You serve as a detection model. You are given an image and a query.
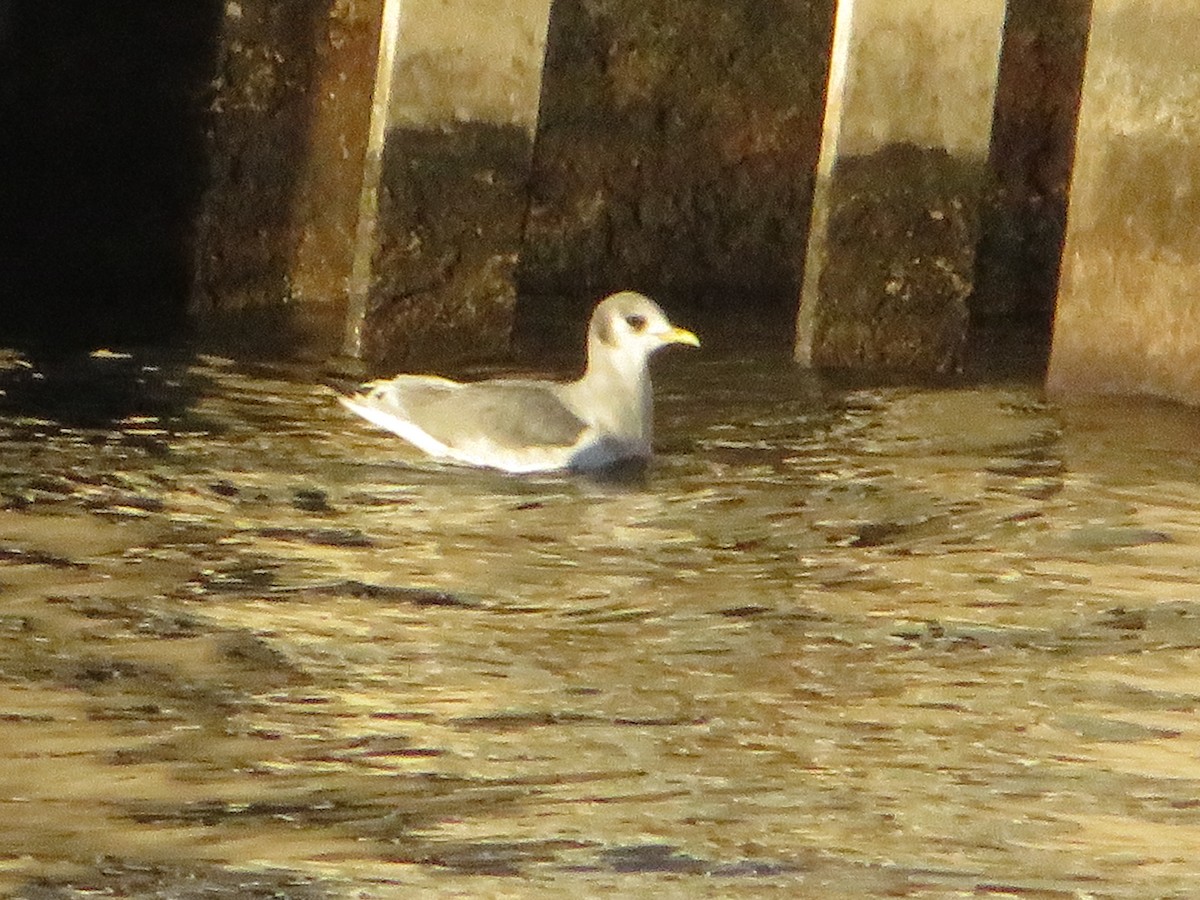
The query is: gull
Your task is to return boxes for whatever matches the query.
[339,291,699,473]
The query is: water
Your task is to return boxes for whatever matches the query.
[1,344,1200,898]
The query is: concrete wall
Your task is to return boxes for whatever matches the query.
[388,0,547,130]
[290,0,388,308]
[517,0,835,337]
[188,0,837,364]
[187,0,1170,386]
[1048,2,1200,403]
[193,0,333,313]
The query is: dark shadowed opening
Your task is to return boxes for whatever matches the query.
[0,0,222,351]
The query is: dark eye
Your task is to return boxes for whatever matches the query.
[625,314,647,332]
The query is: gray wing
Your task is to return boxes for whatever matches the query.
[372,377,588,451]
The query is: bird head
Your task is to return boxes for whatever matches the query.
[589,291,700,365]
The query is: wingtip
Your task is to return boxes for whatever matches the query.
[338,393,366,414]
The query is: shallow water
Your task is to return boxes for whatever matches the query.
[1,345,1200,898]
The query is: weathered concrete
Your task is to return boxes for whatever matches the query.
[796,0,1007,372]
[192,0,383,357]
[362,123,537,367]
[354,0,553,370]
[974,0,1091,325]
[1048,2,1200,404]
[802,144,984,372]
[519,0,835,332]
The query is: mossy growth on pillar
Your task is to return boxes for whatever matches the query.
[800,144,989,373]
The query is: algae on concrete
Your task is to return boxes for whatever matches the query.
[807,144,990,373]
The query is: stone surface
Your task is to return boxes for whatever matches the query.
[828,1,1007,158]
[796,0,1007,372]
[192,0,333,315]
[518,0,834,324]
[1048,3,1200,404]
[191,0,384,358]
[388,0,548,129]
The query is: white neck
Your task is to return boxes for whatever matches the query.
[570,336,654,447]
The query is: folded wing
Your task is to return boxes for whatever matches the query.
[341,375,590,470]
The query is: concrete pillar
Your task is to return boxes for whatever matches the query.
[192,0,385,357]
[1048,2,1200,404]
[796,0,1007,372]
[289,1,389,309]
[352,0,554,370]
[974,0,1091,326]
